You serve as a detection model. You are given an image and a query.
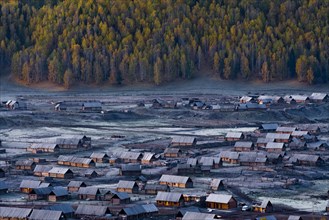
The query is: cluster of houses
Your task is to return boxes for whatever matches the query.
[54,101,102,112]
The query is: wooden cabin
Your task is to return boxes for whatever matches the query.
[46,204,75,219]
[171,136,196,147]
[28,187,51,201]
[119,151,143,163]
[29,209,64,220]
[266,133,291,143]
[120,164,142,176]
[164,148,182,158]
[78,187,101,200]
[290,95,310,104]
[309,93,329,103]
[48,167,73,179]
[233,141,254,152]
[289,154,324,166]
[256,138,275,149]
[159,174,193,188]
[33,165,53,177]
[206,194,237,210]
[48,187,68,202]
[210,179,224,191]
[75,205,110,219]
[117,180,139,194]
[0,207,32,220]
[145,184,170,195]
[90,152,109,163]
[265,142,286,153]
[20,180,41,193]
[276,126,296,134]
[27,143,59,153]
[56,135,91,149]
[141,153,156,164]
[108,192,131,205]
[253,200,273,213]
[219,151,239,164]
[225,132,244,141]
[155,192,184,207]
[84,169,98,178]
[15,160,36,170]
[67,181,87,192]
[259,124,279,133]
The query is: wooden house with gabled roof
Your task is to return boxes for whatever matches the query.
[20,180,41,193]
[156,192,184,207]
[309,93,329,102]
[78,187,101,200]
[67,181,86,192]
[90,152,109,163]
[253,200,273,213]
[225,132,244,141]
[141,152,156,164]
[48,167,73,179]
[145,184,170,195]
[159,174,193,188]
[164,148,182,158]
[210,179,224,191]
[15,160,36,170]
[117,180,139,194]
[75,205,110,219]
[27,143,59,153]
[233,141,254,152]
[0,207,32,220]
[171,136,197,147]
[206,194,237,210]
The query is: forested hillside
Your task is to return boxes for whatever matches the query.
[0,0,328,87]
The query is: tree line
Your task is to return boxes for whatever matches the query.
[0,0,328,88]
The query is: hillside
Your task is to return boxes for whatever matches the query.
[0,0,328,87]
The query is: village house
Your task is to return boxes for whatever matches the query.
[33,165,53,177]
[164,148,182,158]
[141,152,156,164]
[107,191,131,205]
[253,200,273,213]
[0,207,32,219]
[289,154,324,166]
[266,153,283,164]
[291,130,309,138]
[257,96,284,104]
[67,181,86,192]
[240,96,255,103]
[284,96,297,104]
[219,151,239,164]
[177,164,195,175]
[56,135,91,149]
[299,125,321,135]
[182,211,218,220]
[159,174,193,188]
[210,179,224,191]
[120,164,142,176]
[27,143,59,153]
[75,205,110,219]
[118,151,143,163]
[307,141,329,151]
[266,133,291,143]
[48,187,69,202]
[206,194,237,210]
[233,141,254,152]
[57,155,73,166]
[225,132,244,141]
[186,158,198,167]
[0,181,8,194]
[84,169,98,178]
[290,95,310,104]
[156,192,185,207]
[171,136,197,147]
[289,138,307,150]
[265,142,286,153]
[118,204,158,220]
[57,155,95,168]
[46,204,75,219]
[15,160,36,170]
[256,138,275,149]
[199,156,221,168]
[82,101,102,111]
[259,124,279,133]
[239,152,268,166]
[145,184,170,195]
[90,152,109,163]
[30,209,65,220]
[48,167,73,179]
[276,126,297,134]
[20,180,41,193]
[117,180,139,194]
[309,93,329,103]
[28,187,52,200]
[78,187,101,200]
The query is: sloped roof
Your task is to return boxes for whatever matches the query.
[291,95,309,101]
[145,184,169,191]
[291,154,321,162]
[34,165,53,173]
[67,181,86,188]
[266,133,291,140]
[210,179,223,188]
[291,131,309,136]
[78,187,99,196]
[0,207,32,219]
[51,187,68,197]
[164,148,181,154]
[118,151,142,160]
[225,132,243,139]
[159,174,191,184]
[31,187,52,195]
[257,138,275,144]
[117,180,137,189]
[186,158,198,166]
[20,180,41,188]
[29,143,58,150]
[260,124,279,130]
[240,96,253,102]
[307,141,328,149]
[287,216,302,220]
[120,205,145,216]
[182,212,216,220]
[276,127,297,133]
[90,152,108,159]
[56,138,80,146]
[75,205,108,216]
[46,204,74,214]
[142,153,155,161]
[141,204,158,213]
[234,141,253,148]
[121,164,141,171]
[260,200,272,208]
[206,193,234,203]
[171,136,196,144]
[29,209,63,220]
[155,192,182,202]
[310,93,328,100]
[16,160,35,166]
[219,151,239,160]
[48,167,72,175]
[266,142,284,149]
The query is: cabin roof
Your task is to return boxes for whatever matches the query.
[117,180,137,189]
[0,207,32,219]
[206,193,234,203]
[159,174,191,184]
[75,205,108,216]
[155,192,182,202]
[29,209,63,220]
